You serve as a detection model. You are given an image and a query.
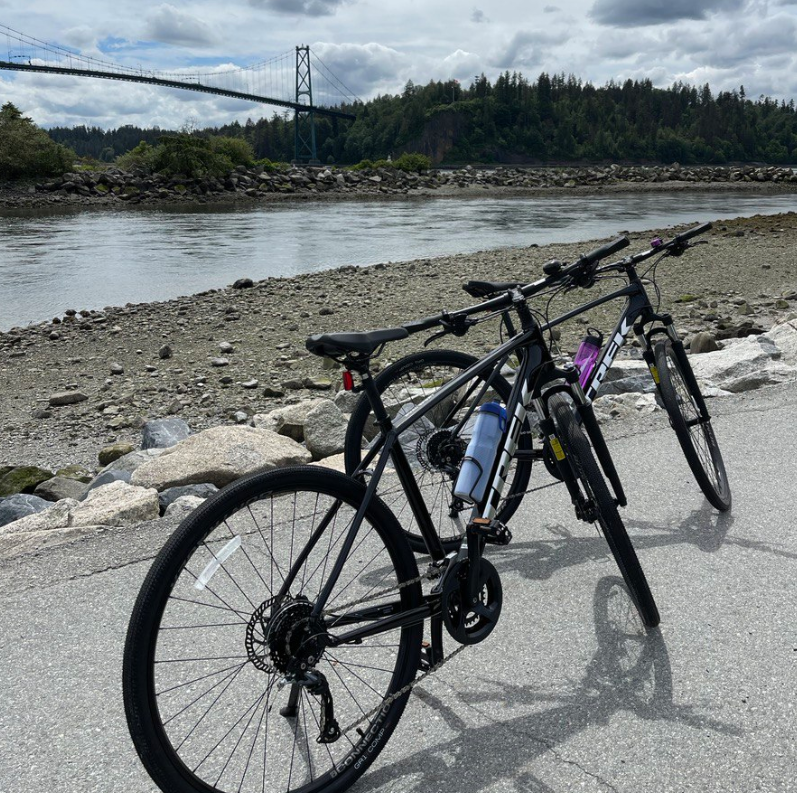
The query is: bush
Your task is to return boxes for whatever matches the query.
[392,152,432,172]
[210,136,254,168]
[152,134,232,178]
[116,141,159,173]
[0,102,74,180]
[349,152,431,173]
[254,158,289,172]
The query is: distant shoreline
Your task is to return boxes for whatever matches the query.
[1,163,796,215]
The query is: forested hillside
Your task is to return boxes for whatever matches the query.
[47,72,797,166]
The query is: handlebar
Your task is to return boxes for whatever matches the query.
[673,221,712,244]
[402,224,709,341]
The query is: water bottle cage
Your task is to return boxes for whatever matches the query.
[457,455,484,502]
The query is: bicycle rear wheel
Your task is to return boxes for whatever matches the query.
[549,394,660,628]
[123,466,422,793]
[343,349,533,554]
[653,340,731,511]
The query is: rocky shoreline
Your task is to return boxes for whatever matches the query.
[1,209,795,464]
[1,209,796,556]
[2,163,797,211]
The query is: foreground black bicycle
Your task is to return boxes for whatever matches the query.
[344,222,730,553]
[123,236,659,793]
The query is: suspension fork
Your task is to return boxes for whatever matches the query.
[637,315,711,421]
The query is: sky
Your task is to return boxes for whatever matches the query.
[1,0,797,130]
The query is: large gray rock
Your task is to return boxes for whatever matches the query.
[303,401,349,460]
[689,331,720,354]
[159,483,219,513]
[333,389,361,413]
[82,469,133,498]
[253,399,326,441]
[0,494,51,528]
[0,498,76,534]
[34,475,87,502]
[690,334,797,392]
[130,425,312,490]
[593,393,659,422]
[764,320,797,366]
[141,417,191,449]
[164,495,206,519]
[0,524,104,560]
[70,481,159,527]
[100,448,163,475]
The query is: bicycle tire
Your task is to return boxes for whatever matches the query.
[653,340,731,511]
[123,466,423,793]
[343,349,533,554]
[549,394,660,628]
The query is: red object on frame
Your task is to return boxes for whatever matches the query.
[342,371,354,391]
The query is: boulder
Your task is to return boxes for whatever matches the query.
[82,469,133,498]
[310,453,347,473]
[593,393,659,422]
[56,464,93,483]
[98,442,136,466]
[253,399,327,441]
[0,466,54,497]
[164,495,206,519]
[141,417,191,449]
[70,481,159,527]
[690,334,797,392]
[34,475,87,502]
[0,493,51,528]
[130,425,312,490]
[0,498,76,533]
[303,401,349,460]
[158,483,219,513]
[764,320,797,366]
[333,389,361,413]
[100,448,164,475]
[689,331,720,354]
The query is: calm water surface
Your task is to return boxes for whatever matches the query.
[1,191,795,330]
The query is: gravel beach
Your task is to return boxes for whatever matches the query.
[1,207,796,473]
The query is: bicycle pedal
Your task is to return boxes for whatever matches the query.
[469,517,512,546]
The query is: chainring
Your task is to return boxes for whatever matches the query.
[441,558,503,645]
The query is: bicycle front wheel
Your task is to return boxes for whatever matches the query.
[653,340,731,511]
[549,394,660,628]
[343,349,533,554]
[123,466,423,793]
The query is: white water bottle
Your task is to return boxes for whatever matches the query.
[453,402,507,504]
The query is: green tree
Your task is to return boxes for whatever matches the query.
[0,102,74,180]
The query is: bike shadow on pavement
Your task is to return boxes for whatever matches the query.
[481,499,736,586]
[354,577,742,793]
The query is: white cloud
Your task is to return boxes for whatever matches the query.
[0,0,796,128]
[143,4,218,47]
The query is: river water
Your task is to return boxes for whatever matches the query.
[1,191,795,330]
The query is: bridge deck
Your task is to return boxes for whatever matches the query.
[0,62,355,120]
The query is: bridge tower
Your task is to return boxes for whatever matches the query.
[294,45,318,164]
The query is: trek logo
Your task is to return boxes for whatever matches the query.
[586,316,633,399]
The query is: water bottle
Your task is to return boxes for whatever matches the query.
[453,402,507,504]
[573,328,604,388]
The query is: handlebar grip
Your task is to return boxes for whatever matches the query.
[402,314,443,334]
[581,236,630,266]
[674,222,712,243]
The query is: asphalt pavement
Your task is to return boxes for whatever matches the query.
[1,384,795,793]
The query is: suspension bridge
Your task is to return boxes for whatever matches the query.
[0,24,360,161]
